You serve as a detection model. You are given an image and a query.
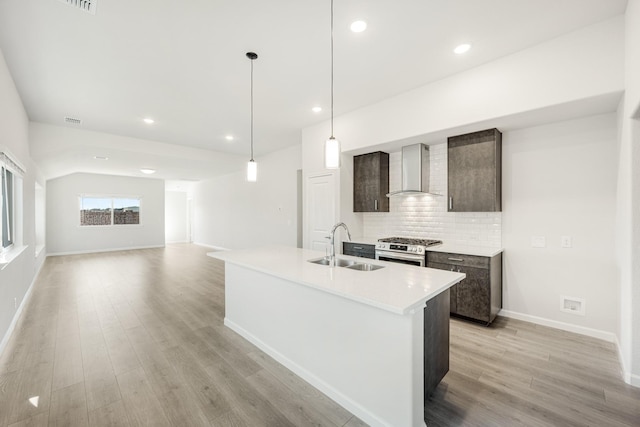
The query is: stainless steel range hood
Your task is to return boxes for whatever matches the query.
[386,143,439,197]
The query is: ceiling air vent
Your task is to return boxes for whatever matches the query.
[64,116,82,125]
[58,0,98,15]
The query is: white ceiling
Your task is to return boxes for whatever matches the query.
[0,0,628,183]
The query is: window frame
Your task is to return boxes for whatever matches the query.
[79,195,142,227]
[1,165,15,251]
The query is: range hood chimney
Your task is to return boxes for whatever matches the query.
[386,143,438,197]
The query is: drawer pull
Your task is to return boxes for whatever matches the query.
[448,257,464,262]
[353,246,363,250]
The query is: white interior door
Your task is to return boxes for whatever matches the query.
[305,172,336,252]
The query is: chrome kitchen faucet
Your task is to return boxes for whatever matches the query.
[328,222,352,267]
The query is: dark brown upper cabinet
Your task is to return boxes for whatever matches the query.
[353,151,389,212]
[447,128,502,212]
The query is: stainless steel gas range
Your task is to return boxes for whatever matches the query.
[375,237,443,267]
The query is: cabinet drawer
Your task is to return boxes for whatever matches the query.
[427,252,489,269]
[343,242,375,259]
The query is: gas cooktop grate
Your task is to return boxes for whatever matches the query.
[378,237,442,246]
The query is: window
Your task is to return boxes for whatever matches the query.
[113,198,140,225]
[80,196,141,226]
[1,166,14,248]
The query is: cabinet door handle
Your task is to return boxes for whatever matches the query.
[448,257,464,262]
[449,197,453,210]
[374,199,378,211]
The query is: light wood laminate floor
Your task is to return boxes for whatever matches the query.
[0,244,638,426]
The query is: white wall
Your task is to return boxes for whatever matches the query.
[193,144,301,250]
[165,190,189,243]
[502,114,618,336]
[618,0,640,386]
[0,47,45,354]
[46,173,165,254]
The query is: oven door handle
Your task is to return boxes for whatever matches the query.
[375,251,424,262]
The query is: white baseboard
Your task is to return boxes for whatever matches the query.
[47,244,165,257]
[0,253,46,357]
[499,309,617,343]
[612,335,640,388]
[193,241,230,251]
[499,310,640,388]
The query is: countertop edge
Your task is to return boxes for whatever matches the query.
[208,248,464,315]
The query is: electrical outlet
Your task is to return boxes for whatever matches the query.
[561,236,572,248]
[560,296,585,315]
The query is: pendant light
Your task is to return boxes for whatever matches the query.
[246,51,258,182]
[324,0,341,169]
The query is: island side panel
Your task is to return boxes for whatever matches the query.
[223,263,426,427]
[423,288,450,398]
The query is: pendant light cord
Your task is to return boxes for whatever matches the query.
[250,57,254,161]
[330,0,334,138]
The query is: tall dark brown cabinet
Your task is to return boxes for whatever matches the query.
[448,128,502,212]
[353,151,389,212]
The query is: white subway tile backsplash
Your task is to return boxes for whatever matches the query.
[362,143,502,248]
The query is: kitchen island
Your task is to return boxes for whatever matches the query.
[208,246,465,427]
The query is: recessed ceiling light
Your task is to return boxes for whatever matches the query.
[350,20,367,33]
[312,106,322,113]
[454,43,471,54]
[225,135,234,141]
[143,118,155,124]
[140,168,156,174]
[93,156,109,160]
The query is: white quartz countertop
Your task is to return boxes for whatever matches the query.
[208,246,465,315]
[426,244,503,257]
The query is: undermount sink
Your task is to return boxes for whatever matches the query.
[345,262,384,271]
[308,257,357,267]
[307,257,384,271]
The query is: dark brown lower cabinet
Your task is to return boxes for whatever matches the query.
[424,289,450,399]
[427,252,502,325]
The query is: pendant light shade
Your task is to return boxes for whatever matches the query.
[246,51,258,182]
[247,159,257,182]
[325,136,341,169]
[324,0,341,170]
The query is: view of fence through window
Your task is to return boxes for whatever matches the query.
[80,196,140,226]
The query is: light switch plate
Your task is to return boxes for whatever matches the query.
[561,236,572,248]
[531,236,546,248]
